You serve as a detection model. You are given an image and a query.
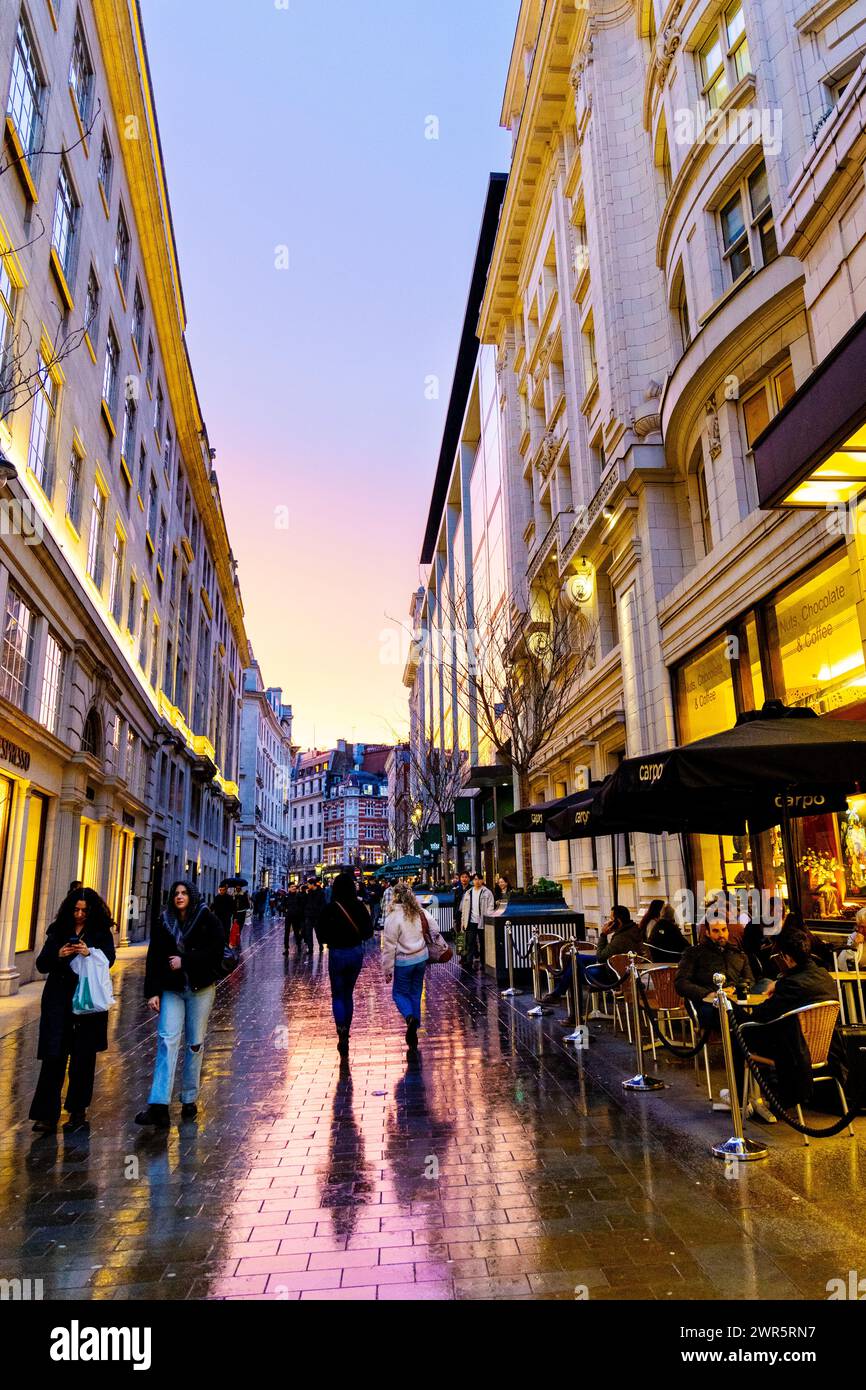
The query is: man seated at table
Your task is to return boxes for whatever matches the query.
[675,918,754,1029]
[541,905,643,1015]
[734,923,839,1120]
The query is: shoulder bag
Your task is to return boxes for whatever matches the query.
[422,910,453,964]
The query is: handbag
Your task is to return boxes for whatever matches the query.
[422,911,453,964]
[70,948,115,1015]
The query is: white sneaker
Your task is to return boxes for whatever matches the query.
[748,1099,777,1124]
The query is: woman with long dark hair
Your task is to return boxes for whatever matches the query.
[315,871,373,1057]
[29,888,116,1133]
[135,880,224,1128]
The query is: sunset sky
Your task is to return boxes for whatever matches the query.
[139,0,518,749]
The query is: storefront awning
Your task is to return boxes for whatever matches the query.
[467,764,513,789]
[754,306,866,508]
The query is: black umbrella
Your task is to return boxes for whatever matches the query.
[223,876,249,889]
[501,791,589,834]
[600,701,864,912]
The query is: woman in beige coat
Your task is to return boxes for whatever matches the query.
[381,883,430,1050]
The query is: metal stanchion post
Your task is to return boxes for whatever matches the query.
[622,952,666,1092]
[562,943,588,1048]
[527,932,551,1017]
[711,972,768,1161]
[500,922,518,998]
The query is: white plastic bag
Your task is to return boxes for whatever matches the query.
[70,947,115,1015]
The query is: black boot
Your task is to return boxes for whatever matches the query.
[181,1102,197,1119]
[336,1028,350,1057]
[134,1104,170,1129]
[405,1016,419,1050]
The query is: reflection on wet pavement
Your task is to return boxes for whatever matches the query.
[0,920,864,1300]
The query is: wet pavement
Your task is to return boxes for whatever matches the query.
[1,919,865,1301]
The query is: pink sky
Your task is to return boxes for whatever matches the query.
[140,0,517,748]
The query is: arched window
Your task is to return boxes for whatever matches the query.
[81,707,102,759]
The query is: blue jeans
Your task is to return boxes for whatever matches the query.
[148,985,216,1105]
[328,945,364,1029]
[392,958,427,1020]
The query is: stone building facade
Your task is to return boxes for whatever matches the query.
[413,0,866,925]
[0,0,247,991]
[237,653,293,893]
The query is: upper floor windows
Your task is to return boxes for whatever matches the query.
[97,129,113,204]
[51,158,78,281]
[39,631,65,734]
[0,257,19,415]
[86,478,107,587]
[69,16,94,126]
[742,360,795,449]
[8,14,45,160]
[0,584,35,710]
[84,264,100,339]
[27,351,57,489]
[114,208,130,291]
[102,322,119,413]
[699,1,750,110]
[720,161,777,284]
[154,382,164,440]
[131,282,145,357]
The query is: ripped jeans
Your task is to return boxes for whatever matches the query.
[148,985,216,1105]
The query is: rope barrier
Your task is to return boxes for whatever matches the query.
[729,1010,861,1139]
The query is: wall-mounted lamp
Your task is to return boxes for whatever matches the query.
[562,556,594,608]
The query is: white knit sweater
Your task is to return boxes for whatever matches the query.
[381,906,430,975]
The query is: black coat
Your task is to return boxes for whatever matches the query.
[211,893,235,936]
[315,897,373,949]
[676,940,754,1004]
[646,917,690,962]
[35,919,116,1059]
[740,961,839,1106]
[303,888,326,928]
[144,901,225,998]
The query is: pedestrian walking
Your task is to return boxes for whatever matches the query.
[381,882,431,1051]
[135,881,225,1128]
[283,882,304,957]
[315,870,373,1056]
[211,882,235,940]
[303,880,325,955]
[29,888,116,1134]
[459,871,494,968]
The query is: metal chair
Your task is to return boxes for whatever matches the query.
[642,965,697,1052]
[606,953,654,1044]
[533,933,566,999]
[741,1000,853,1147]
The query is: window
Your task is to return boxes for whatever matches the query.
[108,526,124,621]
[0,255,18,414]
[39,632,64,733]
[157,508,167,570]
[139,592,149,666]
[145,337,154,389]
[86,479,106,586]
[154,382,164,440]
[114,208,130,290]
[150,615,159,686]
[84,264,99,338]
[66,442,82,528]
[26,354,57,489]
[720,161,776,285]
[97,129,113,202]
[695,456,712,555]
[7,15,44,160]
[131,282,145,355]
[1,585,35,709]
[673,263,691,351]
[127,573,137,636]
[742,360,796,449]
[699,1,750,110]
[163,424,173,482]
[147,472,158,537]
[102,324,119,413]
[69,17,94,125]
[51,159,78,279]
[120,392,136,463]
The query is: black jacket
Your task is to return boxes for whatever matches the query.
[36,919,116,1059]
[144,901,225,998]
[676,940,754,1004]
[303,887,326,927]
[596,922,644,964]
[316,897,373,949]
[740,961,839,1107]
[646,917,690,963]
[211,893,235,936]
[283,892,305,926]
